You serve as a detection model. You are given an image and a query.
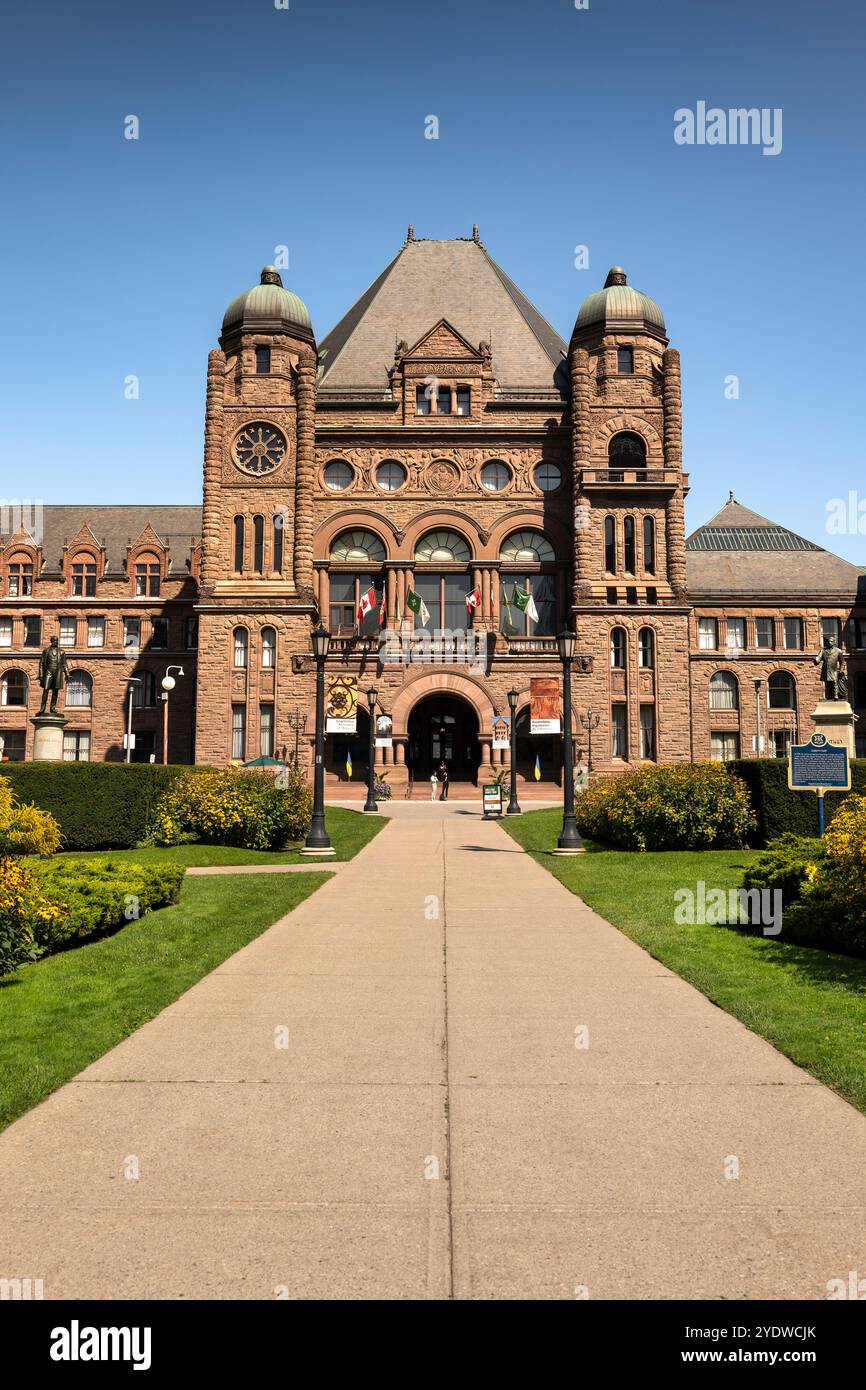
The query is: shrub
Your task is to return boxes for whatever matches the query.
[741,834,825,906]
[0,778,62,857]
[154,767,312,851]
[728,758,866,846]
[574,761,755,851]
[0,762,203,850]
[29,859,186,951]
[0,856,44,977]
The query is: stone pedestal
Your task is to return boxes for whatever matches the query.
[811,700,857,759]
[30,712,67,761]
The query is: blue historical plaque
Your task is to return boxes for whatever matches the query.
[788,734,851,792]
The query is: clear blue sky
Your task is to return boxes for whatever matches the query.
[1,0,863,559]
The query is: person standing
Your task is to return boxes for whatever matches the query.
[429,770,438,801]
[438,760,449,801]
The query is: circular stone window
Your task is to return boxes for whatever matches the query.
[534,461,562,493]
[375,461,406,492]
[233,422,287,475]
[323,460,354,491]
[480,460,511,492]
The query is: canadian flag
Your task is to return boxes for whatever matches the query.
[466,587,481,616]
[357,586,376,623]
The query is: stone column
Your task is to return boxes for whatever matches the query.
[663,348,687,598]
[293,347,317,593]
[570,346,593,604]
[200,349,226,588]
[394,739,406,766]
[480,738,492,766]
[387,567,397,622]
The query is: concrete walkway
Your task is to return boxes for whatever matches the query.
[1,802,864,1299]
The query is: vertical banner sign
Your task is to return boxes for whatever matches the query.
[375,714,393,749]
[325,676,358,733]
[530,677,561,734]
[492,715,510,750]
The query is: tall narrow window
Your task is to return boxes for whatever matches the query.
[8,559,33,596]
[456,387,471,416]
[233,627,248,668]
[612,705,628,759]
[416,386,431,416]
[604,517,616,572]
[617,347,634,374]
[66,671,92,707]
[784,617,804,650]
[253,516,264,574]
[639,705,656,759]
[261,626,276,668]
[623,516,636,574]
[59,616,77,647]
[709,671,739,710]
[71,558,97,597]
[610,628,627,669]
[756,617,775,649]
[726,618,746,651]
[0,618,12,647]
[259,704,274,758]
[231,704,246,761]
[135,556,161,596]
[233,516,245,572]
[87,617,105,647]
[638,627,655,669]
[255,346,271,374]
[643,516,655,574]
[699,617,718,649]
[23,616,41,647]
[273,515,284,574]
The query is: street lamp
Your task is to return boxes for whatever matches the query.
[580,707,602,773]
[125,677,141,763]
[555,629,582,853]
[506,687,521,815]
[303,625,336,856]
[754,678,763,758]
[160,665,185,766]
[364,685,379,813]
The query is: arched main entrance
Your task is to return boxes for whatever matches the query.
[407,694,481,784]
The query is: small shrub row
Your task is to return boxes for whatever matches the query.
[575,762,755,851]
[30,859,186,950]
[154,766,313,851]
[728,758,866,846]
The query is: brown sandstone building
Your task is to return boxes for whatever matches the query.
[2,230,864,787]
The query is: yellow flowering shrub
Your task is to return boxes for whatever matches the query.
[575,761,755,851]
[0,855,57,976]
[154,767,312,851]
[0,779,61,857]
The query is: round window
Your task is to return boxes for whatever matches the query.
[534,462,562,493]
[232,422,287,475]
[480,461,511,492]
[323,460,354,491]
[376,461,406,492]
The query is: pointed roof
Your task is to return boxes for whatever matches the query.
[0,506,201,575]
[317,234,567,391]
[686,496,864,598]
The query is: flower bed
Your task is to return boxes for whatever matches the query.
[154,767,312,850]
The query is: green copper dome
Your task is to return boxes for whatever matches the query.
[222,266,313,338]
[574,267,665,334]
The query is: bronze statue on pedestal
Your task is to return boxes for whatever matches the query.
[38,635,70,715]
[814,640,848,702]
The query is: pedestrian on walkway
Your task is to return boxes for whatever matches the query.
[429,770,439,801]
[437,760,449,801]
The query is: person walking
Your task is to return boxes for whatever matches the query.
[437,760,449,801]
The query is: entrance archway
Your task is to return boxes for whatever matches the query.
[407,694,481,784]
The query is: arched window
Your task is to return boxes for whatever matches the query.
[604,517,616,573]
[134,553,161,597]
[709,671,739,710]
[66,670,92,707]
[638,628,655,669]
[233,516,245,572]
[7,554,34,597]
[414,530,471,563]
[643,516,656,574]
[624,516,636,574]
[1,669,28,706]
[261,626,276,669]
[608,432,647,469]
[768,670,797,710]
[329,529,387,564]
[233,627,248,668]
[610,628,627,669]
[499,530,555,564]
[253,516,264,574]
[273,515,284,574]
[131,671,157,708]
[70,553,97,597]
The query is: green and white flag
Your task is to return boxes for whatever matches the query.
[501,586,520,635]
[405,588,430,627]
[512,584,539,624]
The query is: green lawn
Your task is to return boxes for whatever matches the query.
[502,808,866,1114]
[58,806,386,867]
[0,872,328,1131]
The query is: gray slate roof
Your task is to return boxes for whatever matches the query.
[0,505,202,575]
[317,236,567,391]
[686,499,863,599]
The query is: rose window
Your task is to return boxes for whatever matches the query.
[233,423,287,475]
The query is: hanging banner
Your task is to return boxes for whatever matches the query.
[325,676,358,733]
[492,714,510,751]
[375,713,393,749]
[530,677,561,734]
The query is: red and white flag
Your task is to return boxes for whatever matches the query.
[357,586,376,624]
[378,591,387,628]
[466,587,481,617]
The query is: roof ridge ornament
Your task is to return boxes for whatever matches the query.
[260,266,283,287]
[604,266,627,287]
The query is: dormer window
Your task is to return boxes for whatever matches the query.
[135,555,161,597]
[415,383,470,416]
[255,346,271,374]
[437,387,452,415]
[617,347,634,374]
[8,557,33,597]
[456,387,471,416]
[416,386,432,416]
[71,557,97,597]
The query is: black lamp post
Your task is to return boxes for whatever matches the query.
[303,625,335,856]
[580,707,601,772]
[506,687,521,815]
[364,685,379,813]
[555,629,582,853]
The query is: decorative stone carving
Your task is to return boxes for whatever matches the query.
[426,459,461,494]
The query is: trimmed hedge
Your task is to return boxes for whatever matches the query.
[0,763,204,850]
[30,858,186,951]
[729,758,866,845]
